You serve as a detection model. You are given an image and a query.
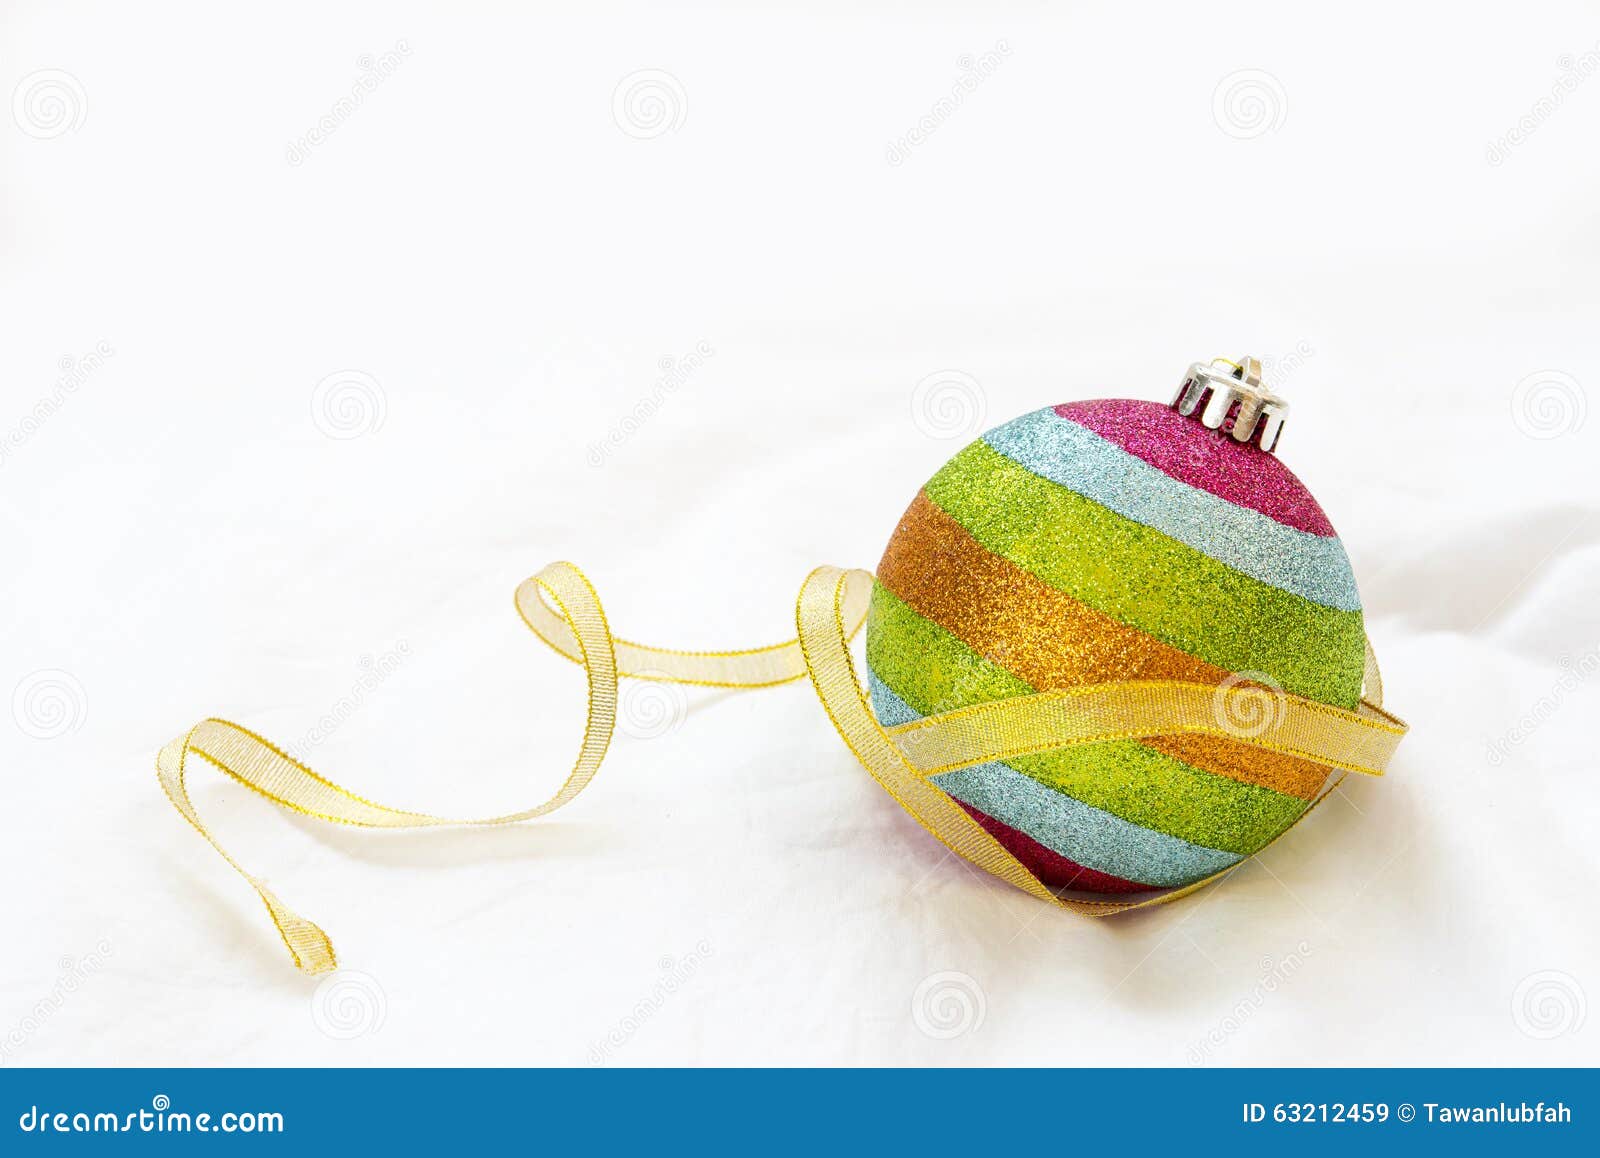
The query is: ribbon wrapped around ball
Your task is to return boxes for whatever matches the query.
[157,356,1409,974]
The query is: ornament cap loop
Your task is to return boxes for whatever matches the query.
[1172,355,1288,453]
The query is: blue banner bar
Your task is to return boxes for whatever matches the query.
[2,1069,1594,1153]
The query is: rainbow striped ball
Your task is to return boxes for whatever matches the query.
[866,399,1366,895]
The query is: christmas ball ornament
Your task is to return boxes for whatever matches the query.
[159,352,1407,974]
[866,356,1367,895]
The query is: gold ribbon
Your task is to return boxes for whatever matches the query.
[157,562,1407,974]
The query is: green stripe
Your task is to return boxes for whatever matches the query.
[923,441,1366,706]
[867,585,1308,855]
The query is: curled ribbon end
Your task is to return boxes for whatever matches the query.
[286,922,338,976]
[254,883,338,975]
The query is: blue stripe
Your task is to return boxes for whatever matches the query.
[867,671,1241,889]
[982,408,1361,611]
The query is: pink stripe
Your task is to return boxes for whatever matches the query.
[1054,399,1336,536]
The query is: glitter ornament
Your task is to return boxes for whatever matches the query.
[866,357,1367,895]
[159,353,1406,974]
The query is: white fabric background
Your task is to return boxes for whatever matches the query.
[3,2,1597,1066]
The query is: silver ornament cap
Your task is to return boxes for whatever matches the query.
[1172,355,1289,454]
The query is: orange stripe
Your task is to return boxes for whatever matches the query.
[877,491,1330,800]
